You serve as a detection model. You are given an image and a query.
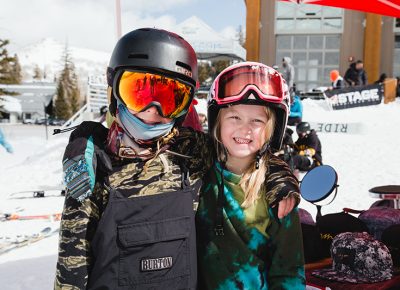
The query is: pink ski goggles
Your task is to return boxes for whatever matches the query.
[214,64,285,105]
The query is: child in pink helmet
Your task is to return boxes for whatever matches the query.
[196,62,305,289]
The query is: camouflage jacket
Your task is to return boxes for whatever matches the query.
[54,125,212,289]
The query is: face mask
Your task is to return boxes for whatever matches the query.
[117,101,175,141]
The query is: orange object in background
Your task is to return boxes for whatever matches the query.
[383,78,397,104]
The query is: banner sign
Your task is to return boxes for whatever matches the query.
[309,122,364,135]
[324,84,383,110]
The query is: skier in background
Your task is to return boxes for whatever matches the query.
[287,84,303,126]
[329,70,344,90]
[282,57,295,91]
[0,127,13,153]
[291,122,322,171]
[344,60,367,87]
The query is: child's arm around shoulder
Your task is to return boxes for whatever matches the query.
[171,127,214,177]
[265,154,301,219]
[63,121,112,202]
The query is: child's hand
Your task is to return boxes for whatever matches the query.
[277,196,296,219]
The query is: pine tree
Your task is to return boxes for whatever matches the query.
[213,60,231,75]
[0,96,4,118]
[33,64,43,81]
[69,68,80,114]
[10,54,22,83]
[53,44,81,119]
[54,81,70,120]
[0,40,22,85]
[198,62,212,85]
[0,39,12,86]
[236,25,245,49]
[0,39,21,118]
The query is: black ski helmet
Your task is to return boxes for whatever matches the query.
[106,28,198,121]
[296,121,311,134]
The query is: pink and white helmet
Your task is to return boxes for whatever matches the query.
[207,61,290,151]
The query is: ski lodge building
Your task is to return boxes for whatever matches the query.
[245,1,400,92]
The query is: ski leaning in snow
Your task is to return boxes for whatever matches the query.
[0,226,60,255]
[0,212,62,222]
[8,189,66,199]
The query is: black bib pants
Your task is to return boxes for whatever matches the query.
[88,181,198,290]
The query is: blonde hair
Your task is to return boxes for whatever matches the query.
[213,105,276,208]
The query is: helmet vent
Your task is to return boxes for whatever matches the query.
[176,61,192,72]
[128,53,149,59]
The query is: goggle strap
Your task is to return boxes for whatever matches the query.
[107,67,115,87]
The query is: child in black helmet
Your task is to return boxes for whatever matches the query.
[55,29,298,290]
[55,28,211,290]
[291,121,323,171]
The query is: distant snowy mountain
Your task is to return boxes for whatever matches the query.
[16,38,110,84]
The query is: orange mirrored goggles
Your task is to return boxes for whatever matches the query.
[115,71,194,118]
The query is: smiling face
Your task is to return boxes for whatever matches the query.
[218,104,272,173]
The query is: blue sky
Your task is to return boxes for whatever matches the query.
[0,0,246,53]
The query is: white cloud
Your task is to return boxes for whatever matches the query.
[220,26,238,40]
[1,0,115,52]
[0,0,195,54]
[122,0,194,13]
[0,0,244,56]
[121,13,178,35]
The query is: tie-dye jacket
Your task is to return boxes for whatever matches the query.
[196,159,305,290]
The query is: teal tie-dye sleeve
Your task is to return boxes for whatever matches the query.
[266,207,306,289]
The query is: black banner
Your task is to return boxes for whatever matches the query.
[324,84,383,110]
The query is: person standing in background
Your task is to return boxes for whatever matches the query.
[344,60,367,86]
[344,62,358,86]
[0,127,13,153]
[374,73,387,85]
[291,122,322,171]
[194,97,208,132]
[288,84,303,126]
[282,57,295,91]
[355,60,367,86]
[330,70,344,90]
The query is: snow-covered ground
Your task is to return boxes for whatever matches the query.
[0,98,399,289]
